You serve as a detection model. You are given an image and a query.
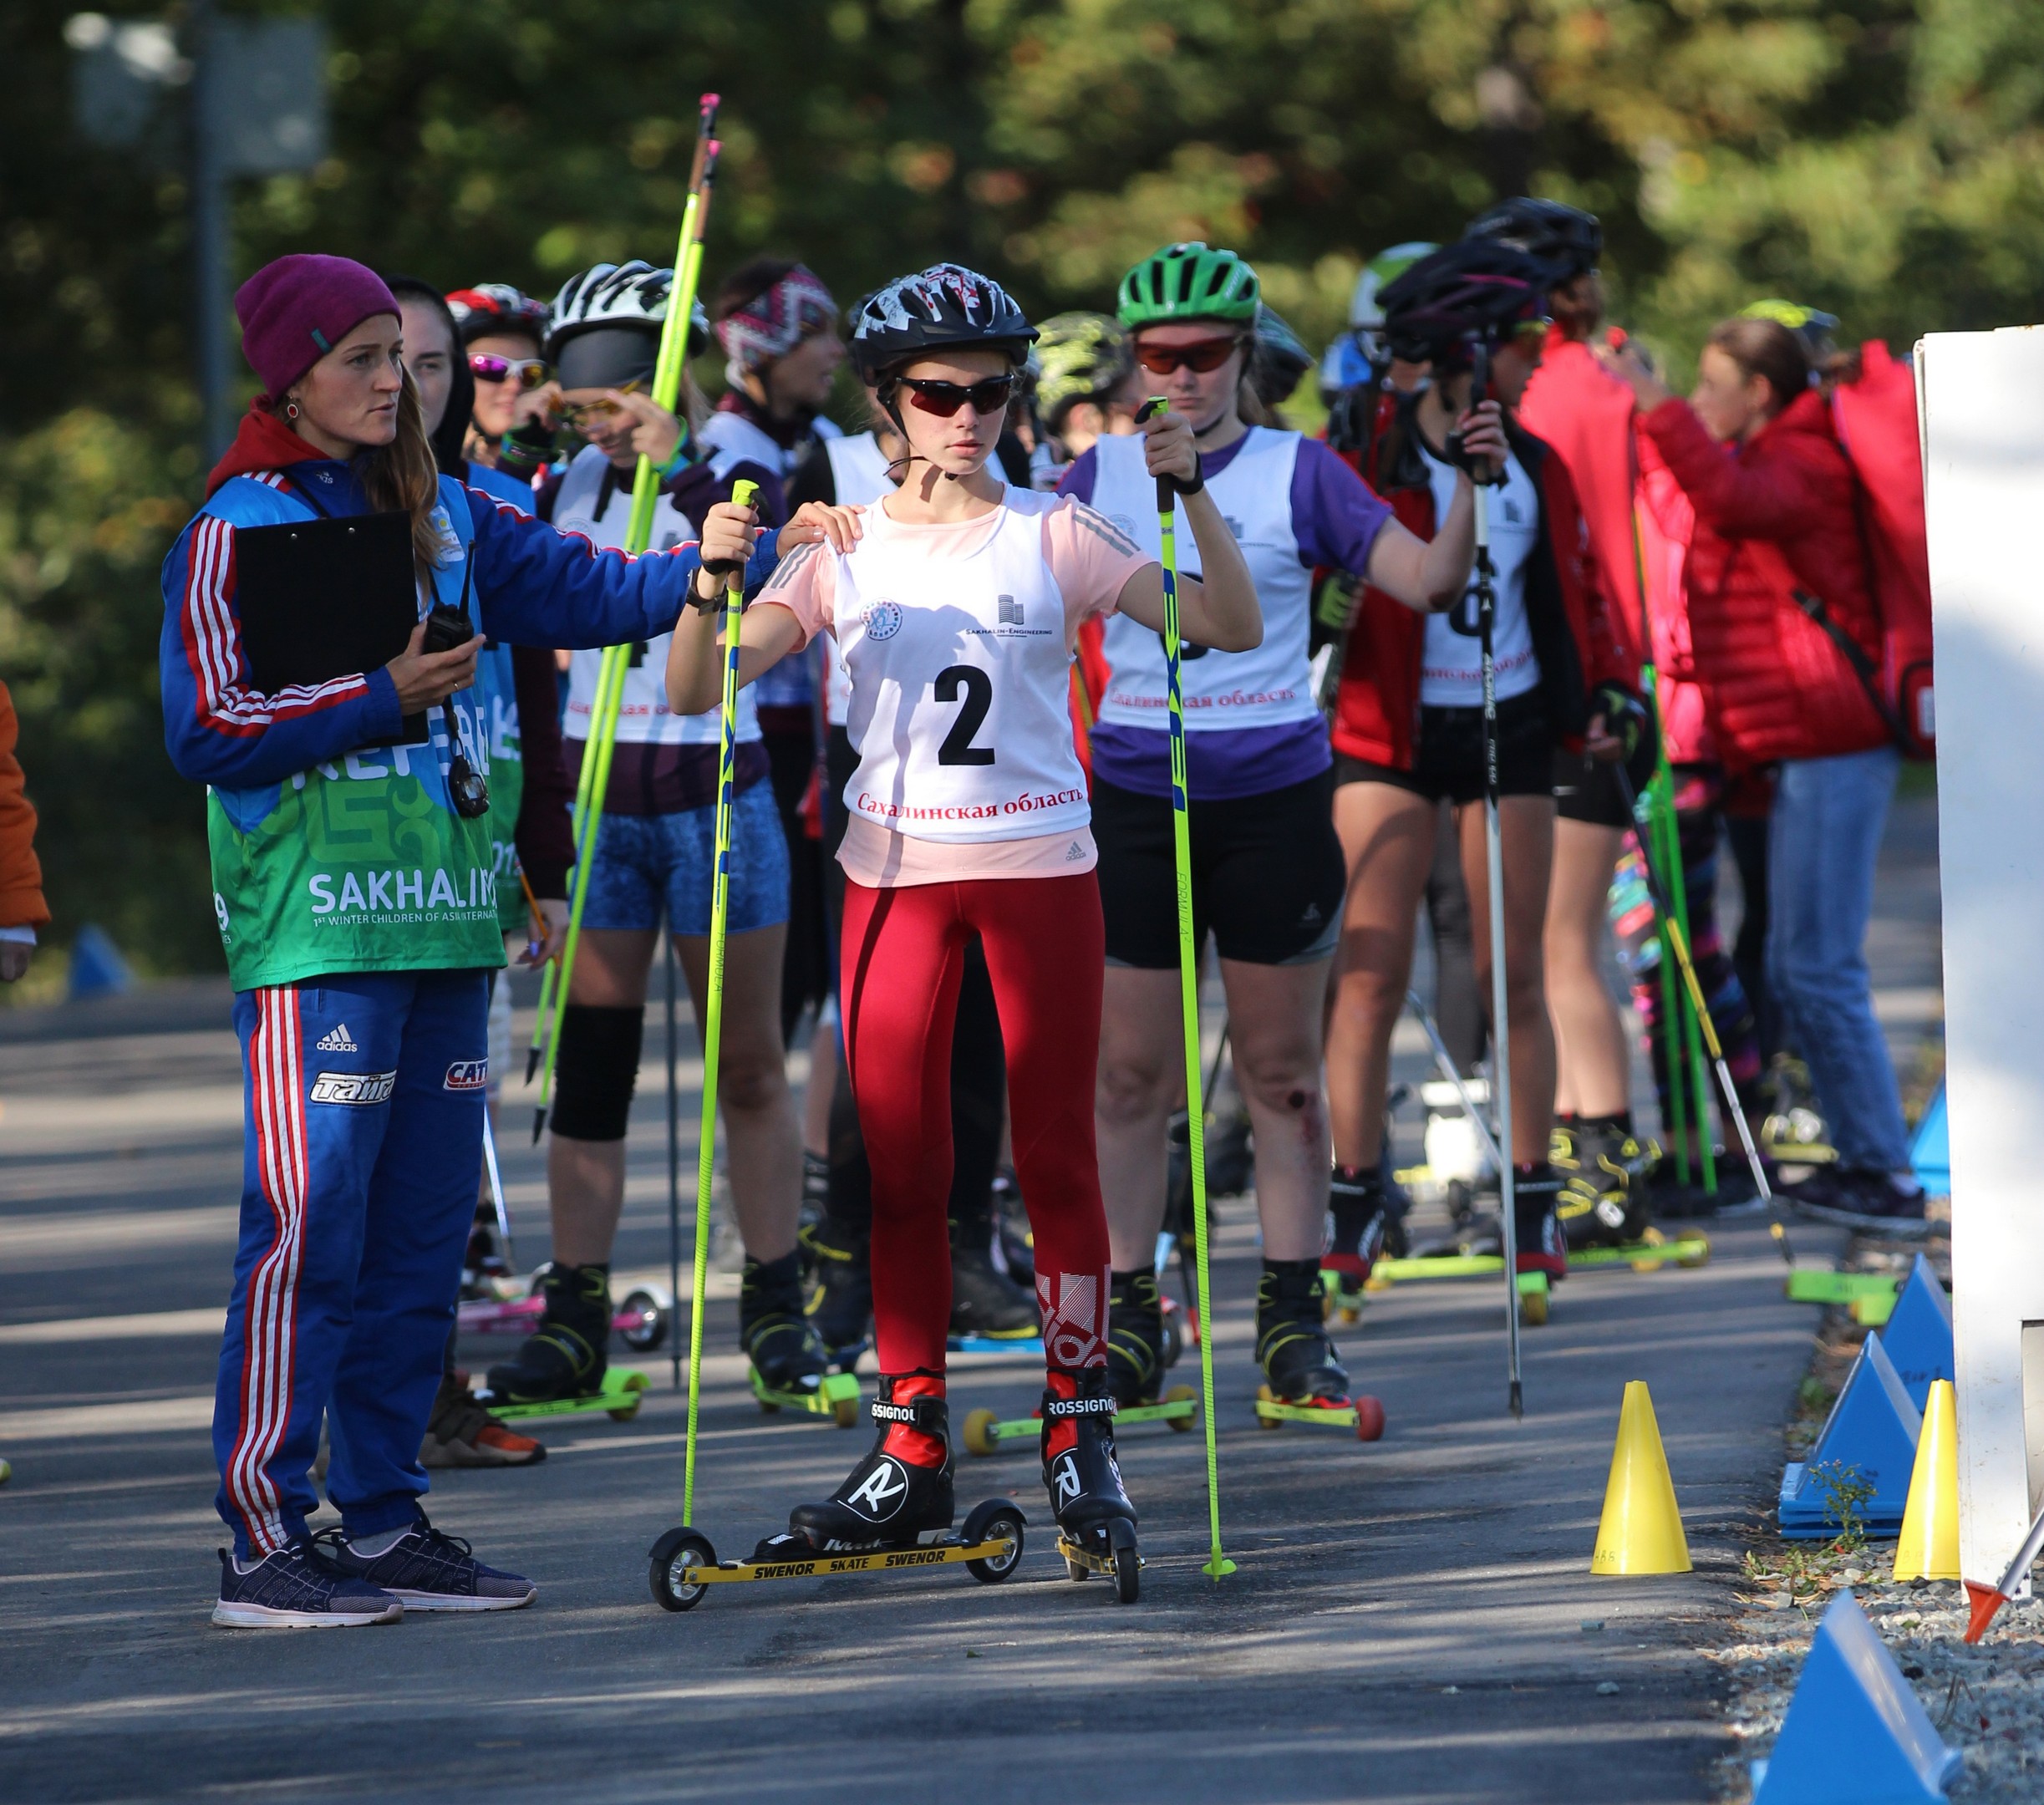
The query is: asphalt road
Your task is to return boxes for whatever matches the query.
[0,796,1940,1804]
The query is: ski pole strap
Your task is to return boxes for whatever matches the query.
[1041,1394,1117,1419]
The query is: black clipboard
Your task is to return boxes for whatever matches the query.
[233,511,429,746]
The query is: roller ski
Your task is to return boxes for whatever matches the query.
[1252,1260,1386,1439]
[1042,1369,1143,1604]
[802,1215,873,1372]
[458,1272,672,1352]
[648,1379,1027,1611]
[478,1263,647,1416]
[744,1249,859,1426]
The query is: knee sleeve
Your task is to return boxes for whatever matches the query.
[548,1004,645,1142]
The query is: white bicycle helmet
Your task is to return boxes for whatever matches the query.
[545,261,709,362]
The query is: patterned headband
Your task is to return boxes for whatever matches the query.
[717,265,838,384]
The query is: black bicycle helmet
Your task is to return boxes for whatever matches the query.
[847,264,1038,384]
[1462,197,1602,280]
[1248,303,1313,407]
[1378,241,1559,368]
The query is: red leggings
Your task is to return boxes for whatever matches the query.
[841,872,1110,1377]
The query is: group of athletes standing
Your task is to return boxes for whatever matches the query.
[173,189,1920,1623]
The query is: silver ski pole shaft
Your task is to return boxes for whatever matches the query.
[665,926,683,1392]
[480,1106,513,1271]
[1405,990,1504,1174]
[1474,473,1524,1421]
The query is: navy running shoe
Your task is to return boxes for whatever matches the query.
[1783,1166,1930,1238]
[212,1541,402,1630]
[317,1516,536,1613]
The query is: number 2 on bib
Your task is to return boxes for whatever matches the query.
[935,665,994,766]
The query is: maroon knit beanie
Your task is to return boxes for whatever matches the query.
[234,255,401,403]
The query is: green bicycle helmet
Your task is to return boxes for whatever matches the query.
[1117,242,1261,328]
[1034,312,1135,423]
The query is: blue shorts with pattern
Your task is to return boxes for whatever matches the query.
[580,780,789,937]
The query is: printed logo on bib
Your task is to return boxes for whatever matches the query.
[444,1060,489,1091]
[861,599,903,642]
[844,1455,911,1522]
[310,1070,397,1106]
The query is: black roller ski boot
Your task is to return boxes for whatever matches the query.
[1104,1267,1169,1406]
[484,1262,609,1404]
[1042,1367,1141,1601]
[1512,1165,1569,1281]
[1257,1259,1352,1407]
[742,1250,831,1402]
[797,1151,830,1273]
[801,1214,872,1370]
[948,1209,1040,1344]
[781,1376,954,1553]
[1553,1120,1652,1252]
[1322,1162,1410,1319]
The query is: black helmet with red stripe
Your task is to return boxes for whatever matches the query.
[847,264,1038,384]
[445,282,551,347]
[1377,241,1558,369]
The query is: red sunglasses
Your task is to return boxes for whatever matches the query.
[1133,336,1243,376]
[897,374,1016,417]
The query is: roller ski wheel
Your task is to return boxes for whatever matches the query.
[750,1366,862,1426]
[616,1284,672,1353]
[478,1366,648,1422]
[1518,1274,1550,1327]
[1042,1371,1141,1605]
[961,1385,1197,1457]
[646,1500,1025,1613]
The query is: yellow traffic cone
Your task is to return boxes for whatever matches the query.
[1590,1380,1692,1574]
[1893,1378,1960,1581]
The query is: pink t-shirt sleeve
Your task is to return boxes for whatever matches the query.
[1041,497,1151,642]
[751,530,844,650]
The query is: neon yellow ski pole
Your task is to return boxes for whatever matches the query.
[1136,397,1233,1580]
[683,475,758,1525]
[532,102,723,1138]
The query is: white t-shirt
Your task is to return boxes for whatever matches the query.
[821,433,897,727]
[552,444,760,748]
[699,408,842,482]
[1418,442,1541,707]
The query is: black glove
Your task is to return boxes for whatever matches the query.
[1590,680,1646,760]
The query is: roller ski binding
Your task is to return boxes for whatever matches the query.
[745,1250,858,1426]
[1254,1259,1386,1441]
[479,1263,638,1416]
[647,1378,1029,1613]
[1042,1369,1141,1604]
[801,1214,872,1372]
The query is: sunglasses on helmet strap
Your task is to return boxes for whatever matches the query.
[895,374,1016,417]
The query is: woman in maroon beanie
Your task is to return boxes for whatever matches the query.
[1602,318,1924,1235]
[161,253,770,1626]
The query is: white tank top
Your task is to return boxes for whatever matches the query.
[552,444,760,747]
[821,433,897,726]
[1088,426,1317,732]
[836,489,1089,843]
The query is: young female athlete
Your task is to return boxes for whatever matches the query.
[1324,240,1637,1288]
[481,262,829,1411]
[667,263,1260,1558]
[1057,242,1501,1417]
[162,254,762,1624]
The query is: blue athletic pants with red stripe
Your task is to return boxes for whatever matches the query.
[213,970,488,1557]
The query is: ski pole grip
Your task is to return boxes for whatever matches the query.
[1136,396,1175,511]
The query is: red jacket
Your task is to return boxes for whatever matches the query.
[0,679,48,931]
[1330,395,1630,770]
[1638,390,1888,770]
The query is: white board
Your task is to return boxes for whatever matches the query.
[1918,326,2044,1589]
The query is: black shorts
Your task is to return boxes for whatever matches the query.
[1333,692,1553,806]
[1092,770,1348,969]
[1551,744,1630,828]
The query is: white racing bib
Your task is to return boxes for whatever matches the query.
[821,433,897,727]
[1089,427,1318,733]
[553,443,760,748]
[836,489,1089,843]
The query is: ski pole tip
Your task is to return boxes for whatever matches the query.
[1509,1380,1524,1420]
[1203,1555,1237,1580]
[1964,1580,2009,1644]
[531,1109,547,1146]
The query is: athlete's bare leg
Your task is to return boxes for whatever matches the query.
[1546,816,1630,1119]
[1459,796,1558,1158]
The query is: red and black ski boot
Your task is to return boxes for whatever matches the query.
[781,1375,953,1553]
